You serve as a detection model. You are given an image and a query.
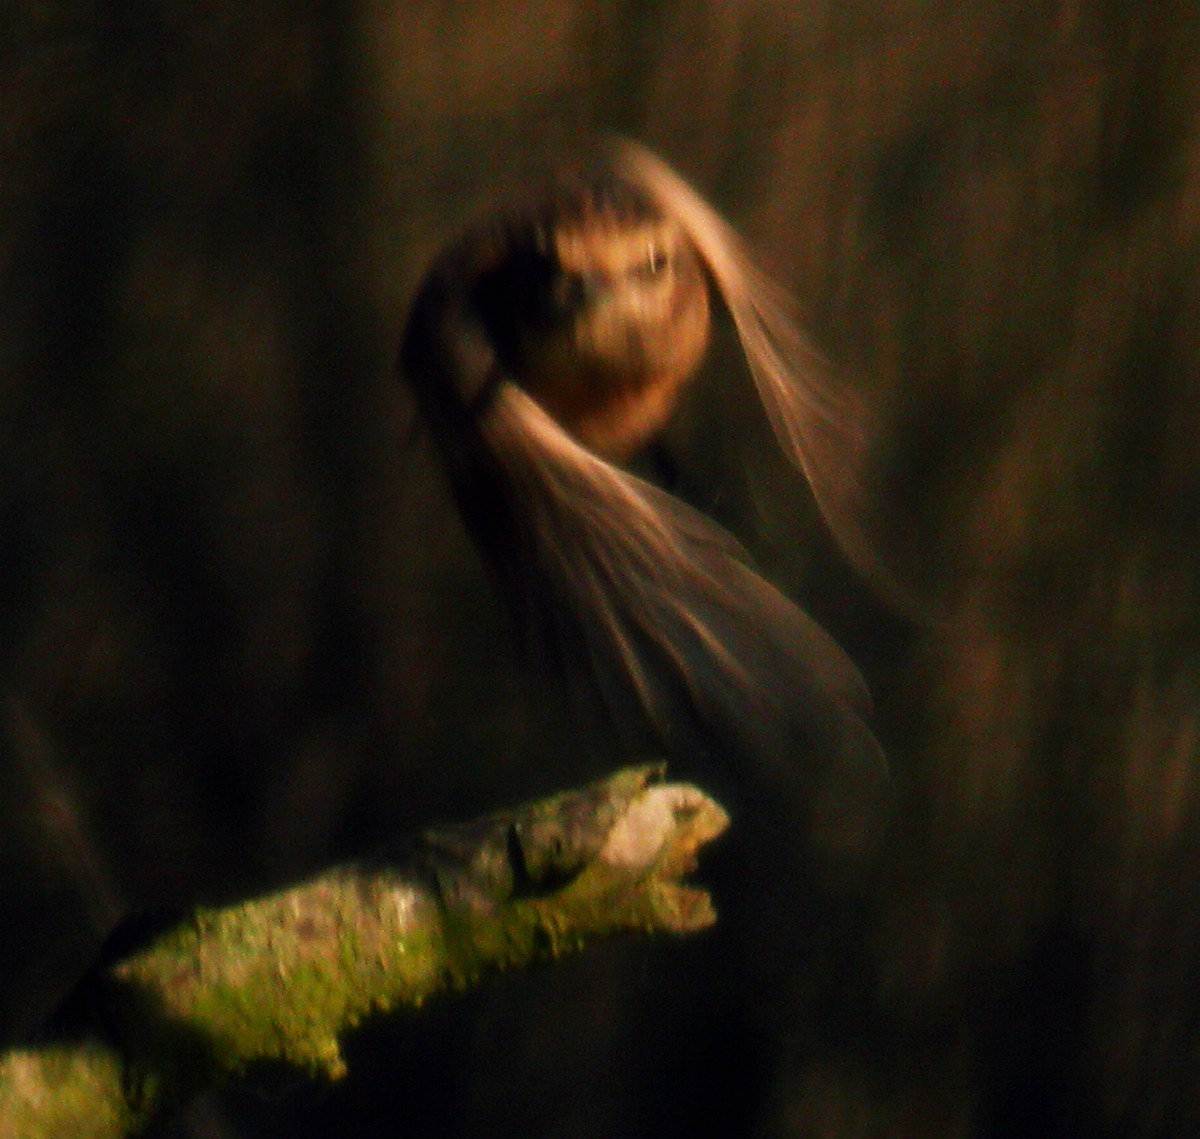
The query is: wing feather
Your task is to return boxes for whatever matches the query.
[480,383,887,824]
[610,139,883,581]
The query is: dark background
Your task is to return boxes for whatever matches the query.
[4,3,1200,1135]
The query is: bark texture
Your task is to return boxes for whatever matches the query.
[0,767,727,1138]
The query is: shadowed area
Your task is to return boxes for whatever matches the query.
[3,3,1200,1136]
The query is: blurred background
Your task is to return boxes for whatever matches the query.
[4,2,1200,1135]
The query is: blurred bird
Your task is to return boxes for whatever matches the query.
[399,140,887,851]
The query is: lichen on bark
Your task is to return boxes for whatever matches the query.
[0,765,727,1138]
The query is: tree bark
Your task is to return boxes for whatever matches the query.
[0,765,727,1138]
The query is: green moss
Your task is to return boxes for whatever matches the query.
[0,1043,152,1139]
[4,767,725,1137]
[110,873,465,1086]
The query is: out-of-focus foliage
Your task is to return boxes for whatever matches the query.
[3,2,1200,1136]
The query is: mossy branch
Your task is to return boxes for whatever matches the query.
[0,765,728,1138]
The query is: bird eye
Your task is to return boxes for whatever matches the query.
[632,243,670,280]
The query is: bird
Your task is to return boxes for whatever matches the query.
[399,140,888,854]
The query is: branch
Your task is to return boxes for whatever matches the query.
[0,765,728,1138]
